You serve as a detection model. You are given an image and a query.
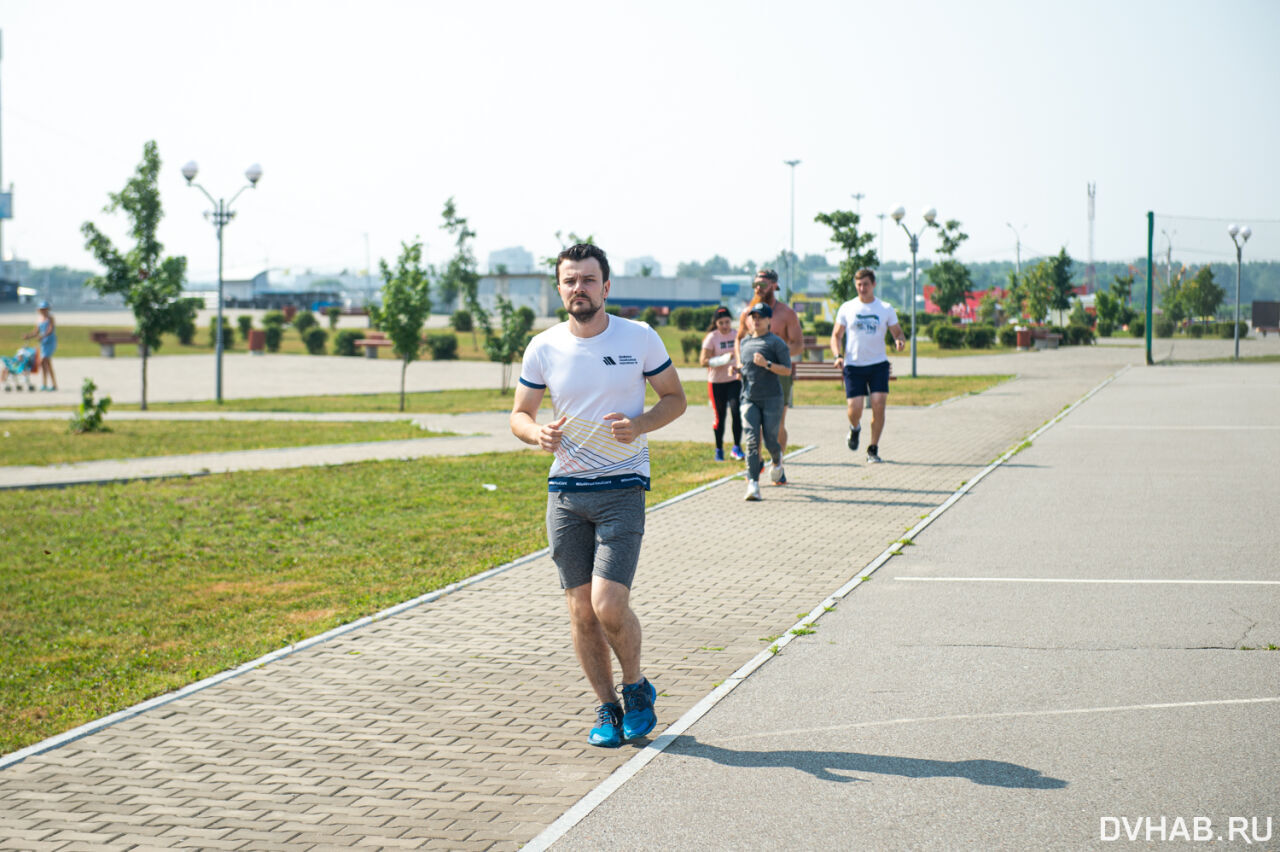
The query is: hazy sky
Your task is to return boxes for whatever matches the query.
[2,0,1278,282]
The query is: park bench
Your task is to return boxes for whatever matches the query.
[793,359,898,382]
[354,331,395,358]
[89,330,141,358]
[1032,332,1062,350]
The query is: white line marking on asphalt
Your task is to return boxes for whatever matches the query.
[713,697,1280,744]
[521,367,1132,852]
[896,577,1280,585]
[1068,424,1280,430]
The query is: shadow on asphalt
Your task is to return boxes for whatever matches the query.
[671,736,1068,789]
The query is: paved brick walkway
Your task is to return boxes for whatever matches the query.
[0,357,1124,850]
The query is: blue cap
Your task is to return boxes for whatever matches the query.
[38,300,50,309]
[749,302,772,318]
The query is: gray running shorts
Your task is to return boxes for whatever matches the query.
[546,486,646,589]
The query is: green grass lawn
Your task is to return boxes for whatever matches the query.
[0,420,454,466]
[0,443,726,754]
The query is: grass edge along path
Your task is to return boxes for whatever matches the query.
[0,442,727,755]
[97,375,1013,416]
[0,420,455,467]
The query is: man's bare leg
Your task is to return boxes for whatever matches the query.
[846,395,866,430]
[565,577,642,704]
[869,392,888,446]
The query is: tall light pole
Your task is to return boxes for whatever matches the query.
[1161,229,1175,291]
[892,205,937,379]
[876,212,886,259]
[784,159,800,300]
[1006,222,1026,279]
[851,192,865,216]
[182,160,263,404]
[1228,223,1252,360]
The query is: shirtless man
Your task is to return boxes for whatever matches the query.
[736,268,802,483]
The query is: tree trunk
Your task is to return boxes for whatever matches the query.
[140,348,149,411]
[399,359,407,412]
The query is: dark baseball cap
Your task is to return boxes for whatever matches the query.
[713,306,732,320]
[749,303,773,318]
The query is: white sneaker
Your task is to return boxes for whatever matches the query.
[744,479,762,501]
[770,464,786,484]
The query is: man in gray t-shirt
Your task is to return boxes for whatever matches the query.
[735,302,792,499]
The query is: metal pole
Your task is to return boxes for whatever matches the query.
[215,200,225,403]
[910,233,919,379]
[784,160,800,301]
[1152,211,1162,365]
[1234,243,1242,360]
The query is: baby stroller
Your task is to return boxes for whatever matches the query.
[1,346,38,392]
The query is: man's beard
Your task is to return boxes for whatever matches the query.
[568,298,602,321]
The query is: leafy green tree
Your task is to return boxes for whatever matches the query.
[439,197,482,346]
[1021,260,1055,323]
[80,140,189,410]
[924,220,972,316]
[486,297,535,394]
[640,265,654,277]
[814,209,877,303]
[1047,248,1076,313]
[1160,266,1188,325]
[1182,265,1225,326]
[1094,289,1122,329]
[368,240,431,412]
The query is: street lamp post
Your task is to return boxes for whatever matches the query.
[1005,222,1026,279]
[182,161,262,404]
[892,206,937,379]
[784,159,800,300]
[1228,223,1252,360]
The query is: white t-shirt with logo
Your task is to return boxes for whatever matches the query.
[835,298,899,366]
[519,316,674,491]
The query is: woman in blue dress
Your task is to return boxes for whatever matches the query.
[24,300,57,391]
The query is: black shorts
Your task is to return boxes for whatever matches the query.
[843,361,891,398]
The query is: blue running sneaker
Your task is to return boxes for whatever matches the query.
[588,702,623,748]
[714,447,725,462]
[730,445,745,460]
[621,678,657,740]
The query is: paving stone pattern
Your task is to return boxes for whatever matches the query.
[0,361,1118,850]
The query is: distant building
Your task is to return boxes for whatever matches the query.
[446,273,725,318]
[624,256,662,277]
[487,246,535,274]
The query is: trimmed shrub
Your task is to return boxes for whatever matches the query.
[671,307,695,330]
[812,319,834,337]
[264,325,283,352]
[517,306,536,328]
[932,324,965,349]
[302,326,328,354]
[1188,323,1205,339]
[208,319,234,349]
[263,310,286,328]
[1154,316,1174,338]
[1128,317,1144,338]
[556,308,569,322]
[964,324,996,349]
[326,306,342,329]
[998,325,1018,348]
[605,305,621,316]
[640,307,660,326]
[1066,324,1095,346]
[426,332,459,360]
[451,309,474,332]
[1218,320,1248,339]
[691,306,717,331]
[334,330,363,357]
[1096,320,1114,338]
[176,313,197,345]
[237,315,254,339]
[293,311,318,335]
[680,334,702,363]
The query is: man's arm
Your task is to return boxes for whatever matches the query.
[830,321,846,362]
[784,309,803,358]
[887,322,907,351]
[603,366,687,443]
[510,384,566,452]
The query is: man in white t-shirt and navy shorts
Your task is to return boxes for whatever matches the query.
[831,267,906,463]
[510,243,686,749]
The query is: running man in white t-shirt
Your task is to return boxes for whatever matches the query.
[510,243,686,748]
[831,268,906,463]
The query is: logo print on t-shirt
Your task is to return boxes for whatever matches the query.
[855,313,881,335]
[602,356,617,365]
